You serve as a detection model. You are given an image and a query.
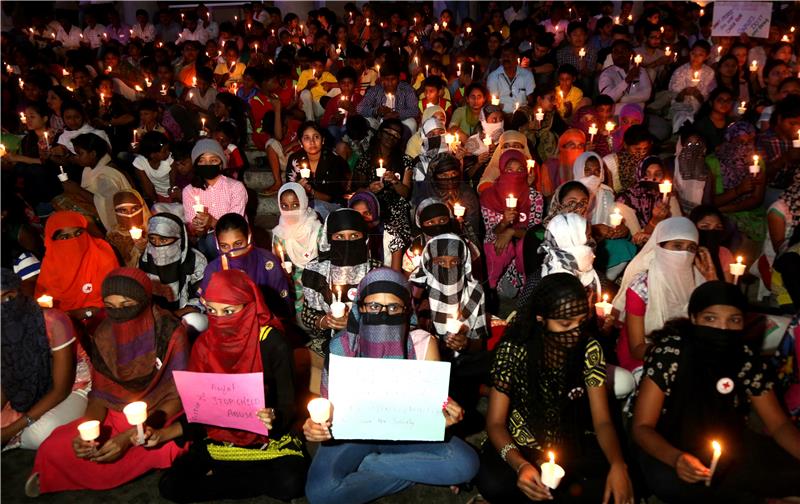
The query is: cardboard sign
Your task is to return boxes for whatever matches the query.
[327,354,451,441]
[712,2,772,38]
[173,371,267,435]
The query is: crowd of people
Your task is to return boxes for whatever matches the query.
[1,1,799,503]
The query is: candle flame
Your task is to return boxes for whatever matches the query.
[736,256,743,264]
[712,440,721,455]
[603,293,609,302]
[548,451,555,464]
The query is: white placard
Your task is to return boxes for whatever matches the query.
[327,354,451,441]
[711,2,772,38]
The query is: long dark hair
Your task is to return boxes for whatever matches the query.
[714,54,742,100]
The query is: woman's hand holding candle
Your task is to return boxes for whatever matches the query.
[304,398,333,442]
[675,452,711,483]
[517,462,552,501]
[91,430,134,463]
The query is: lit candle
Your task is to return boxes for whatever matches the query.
[145,77,152,87]
[665,46,672,57]
[123,401,147,445]
[99,92,106,106]
[782,35,790,42]
[700,8,705,16]
[308,397,331,424]
[793,130,800,148]
[491,95,500,106]
[425,64,429,77]
[36,294,53,308]
[20,112,26,125]
[595,293,613,317]
[385,93,395,110]
[411,250,422,267]
[43,131,49,152]
[434,23,439,31]
[188,91,193,100]
[749,155,760,176]
[282,260,293,274]
[376,158,386,178]
[129,226,143,240]
[609,207,623,227]
[200,117,207,136]
[300,162,311,179]
[457,62,461,76]
[717,46,722,58]
[535,107,544,123]
[453,202,465,218]
[540,451,566,489]
[514,102,520,111]
[506,194,517,208]
[483,135,492,147]
[134,85,143,92]
[62,68,69,76]
[331,287,346,318]
[526,159,535,175]
[444,133,456,147]
[627,14,633,22]
[660,26,665,33]
[659,179,672,201]
[192,76,197,87]
[588,123,598,142]
[750,60,758,72]
[160,84,167,96]
[445,317,462,334]
[737,101,747,115]
[254,43,258,53]
[193,195,205,214]
[605,121,615,134]
[58,165,68,182]
[692,70,700,84]
[614,16,620,24]
[442,21,448,29]
[706,440,722,487]
[77,420,100,442]
[730,256,746,283]
[466,26,472,34]
[578,47,586,59]
[633,54,643,65]
[0,143,5,157]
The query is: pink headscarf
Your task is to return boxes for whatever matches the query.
[613,104,644,151]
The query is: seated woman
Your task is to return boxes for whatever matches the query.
[139,213,207,325]
[480,150,545,291]
[348,190,407,270]
[156,270,307,502]
[632,281,800,503]
[542,128,586,198]
[475,273,634,504]
[573,152,635,281]
[538,213,601,297]
[405,105,447,160]
[272,183,322,323]
[182,139,248,260]
[106,189,151,268]
[706,121,767,248]
[35,211,119,323]
[27,268,189,497]
[478,130,534,194]
[132,131,173,204]
[616,156,682,246]
[1,269,90,450]
[689,205,735,283]
[410,116,451,197]
[303,268,479,504]
[612,217,717,375]
[199,213,293,322]
[461,103,505,185]
[602,124,652,193]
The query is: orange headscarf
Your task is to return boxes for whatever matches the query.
[35,211,119,312]
[548,129,587,194]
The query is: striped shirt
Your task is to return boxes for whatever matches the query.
[357,81,419,121]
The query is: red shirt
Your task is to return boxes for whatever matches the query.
[249,92,274,150]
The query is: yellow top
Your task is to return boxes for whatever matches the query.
[296,69,338,101]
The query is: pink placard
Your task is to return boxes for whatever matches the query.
[173,371,268,436]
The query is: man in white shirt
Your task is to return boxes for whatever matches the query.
[82,12,106,49]
[487,45,535,114]
[177,14,209,45]
[55,17,82,50]
[504,2,527,25]
[131,9,157,43]
[598,40,652,113]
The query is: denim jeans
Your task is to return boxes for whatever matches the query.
[305,437,479,504]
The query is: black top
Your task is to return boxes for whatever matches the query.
[285,149,348,205]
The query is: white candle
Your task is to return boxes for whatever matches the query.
[77,420,100,441]
[282,261,293,274]
[36,294,53,308]
[457,62,461,76]
[526,159,535,175]
[129,227,143,240]
[692,70,700,83]
[385,93,395,110]
[307,397,331,423]
[506,194,517,208]
[730,256,746,283]
[425,64,429,77]
[750,60,758,72]
[749,155,760,176]
[375,165,386,179]
[659,180,672,201]
[605,121,615,134]
[19,112,26,125]
[191,76,197,87]
[633,54,643,65]
[737,101,747,115]
[588,123,598,142]
[193,195,205,213]
[540,451,566,489]
[578,47,586,59]
[453,202,465,218]
[535,107,544,122]
[609,207,623,227]
[793,130,800,148]
[330,300,346,319]
[706,440,722,487]
[665,46,672,57]
[300,162,311,179]
[483,135,492,147]
[122,401,147,445]
[58,165,68,182]
[595,293,613,317]
[466,26,472,34]
[491,95,500,106]
[411,250,422,267]
[160,84,167,96]
[446,317,462,334]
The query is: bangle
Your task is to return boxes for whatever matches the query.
[317,314,326,330]
[24,415,35,427]
[500,443,519,462]
[516,461,532,474]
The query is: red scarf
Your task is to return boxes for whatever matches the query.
[479,151,531,229]
[189,269,283,446]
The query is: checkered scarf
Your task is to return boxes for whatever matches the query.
[410,233,487,340]
[414,135,451,182]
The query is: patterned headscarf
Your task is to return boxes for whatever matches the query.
[715,121,757,190]
[616,155,663,227]
[539,214,600,295]
[613,104,644,152]
[348,190,385,262]
[543,181,590,227]
[409,233,487,340]
[676,135,708,181]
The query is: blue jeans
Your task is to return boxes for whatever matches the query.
[305,437,479,504]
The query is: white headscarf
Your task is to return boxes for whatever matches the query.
[539,213,600,295]
[612,217,700,334]
[272,182,321,267]
[572,151,615,225]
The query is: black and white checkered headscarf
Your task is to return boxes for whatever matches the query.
[410,233,487,340]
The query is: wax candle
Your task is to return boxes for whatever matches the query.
[123,401,147,445]
[793,130,800,148]
[491,95,500,106]
[308,398,331,424]
[717,46,722,58]
[453,202,465,218]
[457,62,461,76]
[300,162,311,179]
[58,165,68,182]
[782,35,790,42]
[659,180,672,201]
[665,46,672,57]
[588,123,598,142]
[36,294,53,308]
[446,317,462,334]
[330,296,346,318]
[750,60,758,72]
[385,93,395,110]
[737,101,747,115]
[160,84,167,96]
[376,158,386,178]
[706,440,722,487]
[506,194,517,208]
[434,23,439,31]
[749,155,759,176]
[442,21,448,29]
[578,47,586,59]
[425,64,429,77]
[514,102,520,111]
[535,108,544,122]
[145,77,152,87]
[595,293,613,317]
[730,256,746,283]
[483,135,492,147]
[129,226,143,240]
[540,451,566,489]
[614,16,620,24]
[19,112,26,125]
[692,70,700,83]
[633,54,643,65]
[282,261,293,274]
[605,121,615,134]
[609,207,623,227]
[411,250,422,267]
[77,420,100,442]
[193,195,205,213]
[43,131,49,152]
[466,26,472,34]
[134,85,143,92]
[192,76,197,87]
[527,159,535,174]
[444,133,456,148]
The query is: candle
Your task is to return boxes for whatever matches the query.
[514,102,520,111]
[122,401,147,445]
[445,317,462,334]
[793,130,800,148]
[129,226,143,240]
[36,294,53,308]
[706,440,722,487]
[540,451,566,489]
[62,68,69,76]
[588,123,598,142]
[331,294,346,319]
[614,16,620,24]
[730,256,746,283]
[192,76,197,87]
[385,93,395,110]
[134,85,143,92]
[737,101,747,115]
[58,165,68,182]
[749,155,760,176]
[633,54,643,65]
[605,121,615,134]
[0,143,5,157]
[578,47,586,59]
[453,202,465,218]
[308,397,331,424]
[43,131,49,151]
[425,64,429,77]
[193,195,205,214]
[188,91,193,100]
[491,95,500,106]
[535,107,544,122]
[659,180,672,201]
[457,62,461,76]
[610,207,623,227]
[145,77,152,87]
[300,162,311,179]
[282,260,293,274]
[376,158,386,178]
[160,84,167,96]
[558,89,564,102]
[506,194,517,208]
[20,112,26,125]
[77,420,100,442]
[434,23,439,31]
[526,159,535,175]
[444,133,456,147]
[442,21,448,29]
[99,92,106,106]
[692,70,700,84]
[717,45,723,58]
[782,35,790,42]
[595,293,613,317]
[411,250,422,267]
[627,14,633,22]
[254,43,258,53]
[466,26,472,34]
[665,46,672,57]
[483,135,492,147]
[199,117,207,136]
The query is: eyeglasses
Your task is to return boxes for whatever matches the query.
[361,302,405,315]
